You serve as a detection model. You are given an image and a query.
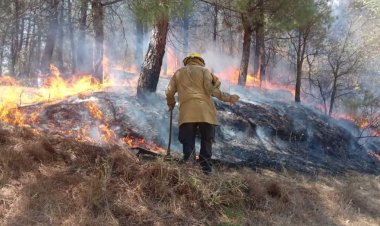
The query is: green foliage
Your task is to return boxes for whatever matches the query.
[232,0,332,32]
[270,0,332,31]
[131,0,193,24]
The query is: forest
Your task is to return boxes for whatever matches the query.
[0,0,379,131]
[0,0,380,225]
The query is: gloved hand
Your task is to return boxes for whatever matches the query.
[212,76,221,89]
[229,94,240,105]
[167,101,176,111]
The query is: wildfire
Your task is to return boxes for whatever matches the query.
[0,64,168,154]
[336,114,370,129]
[163,47,181,76]
[0,65,107,125]
[216,67,295,95]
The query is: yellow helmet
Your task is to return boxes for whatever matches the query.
[183,53,205,66]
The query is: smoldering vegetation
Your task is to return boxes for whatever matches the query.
[13,79,379,176]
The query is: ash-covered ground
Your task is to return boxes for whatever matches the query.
[19,74,380,175]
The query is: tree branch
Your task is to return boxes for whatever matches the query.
[101,0,124,7]
[196,0,243,14]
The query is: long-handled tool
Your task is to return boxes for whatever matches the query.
[167,109,173,156]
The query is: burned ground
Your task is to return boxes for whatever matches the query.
[17,89,380,175]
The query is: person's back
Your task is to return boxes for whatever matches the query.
[166,53,239,174]
[171,59,219,126]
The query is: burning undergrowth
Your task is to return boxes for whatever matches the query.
[0,122,379,225]
[1,65,379,175]
[0,65,379,224]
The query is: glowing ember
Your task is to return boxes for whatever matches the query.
[86,101,105,120]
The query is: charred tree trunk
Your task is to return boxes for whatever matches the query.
[10,0,20,75]
[295,59,303,102]
[41,0,60,74]
[254,0,265,85]
[228,8,234,56]
[135,18,144,70]
[213,4,218,43]
[56,2,64,72]
[0,25,10,76]
[137,18,169,97]
[77,0,89,73]
[92,0,104,83]
[36,19,42,73]
[0,38,4,76]
[238,15,253,86]
[26,19,36,76]
[22,18,32,76]
[0,50,3,76]
[329,76,338,116]
[68,0,76,74]
[295,30,307,103]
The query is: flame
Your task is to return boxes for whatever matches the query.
[0,76,19,86]
[0,65,108,126]
[216,67,295,95]
[86,101,105,120]
[335,113,380,138]
[164,47,180,76]
[0,65,166,154]
[85,101,116,143]
[122,135,166,154]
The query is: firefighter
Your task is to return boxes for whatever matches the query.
[165,53,240,174]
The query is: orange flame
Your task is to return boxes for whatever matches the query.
[0,65,109,126]
[122,135,166,154]
[85,101,116,143]
[216,67,295,96]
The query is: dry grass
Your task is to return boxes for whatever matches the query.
[0,123,379,225]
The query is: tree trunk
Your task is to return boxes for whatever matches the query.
[26,19,36,77]
[329,76,338,116]
[77,0,89,73]
[23,18,33,76]
[135,18,144,70]
[137,18,169,97]
[0,25,10,76]
[238,15,253,86]
[295,60,302,102]
[183,5,190,58]
[0,49,3,76]
[41,0,60,74]
[68,0,76,74]
[0,36,4,75]
[213,4,218,43]
[295,31,305,103]
[36,19,42,73]
[254,0,265,85]
[92,0,104,83]
[57,2,64,72]
[10,0,20,75]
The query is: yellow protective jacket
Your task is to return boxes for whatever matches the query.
[165,58,232,126]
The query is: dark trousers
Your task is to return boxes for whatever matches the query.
[178,122,215,171]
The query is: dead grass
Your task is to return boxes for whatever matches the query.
[0,122,379,225]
